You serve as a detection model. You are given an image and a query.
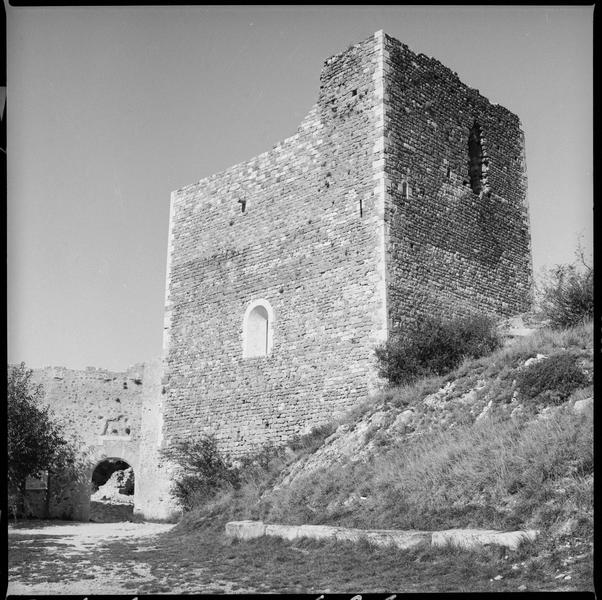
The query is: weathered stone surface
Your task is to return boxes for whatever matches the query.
[431,528,538,551]
[523,354,548,367]
[18,365,145,520]
[134,359,181,522]
[226,520,430,549]
[225,520,266,540]
[392,409,415,429]
[475,399,494,423]
[274,406,389,490]
[298,524,339,540]
[31,365,143,449]
[265,523,302,541]
[573,397,593,413]
[423,382,455,409]
[361,529,430,549]
[226,520,536,551]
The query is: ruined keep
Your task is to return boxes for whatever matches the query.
[159,30,532,458]
[16,31,532,522]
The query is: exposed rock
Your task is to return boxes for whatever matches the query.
[456,389,478,405]
[391,409,415,431]
[423,382,455,409]
[510,405,525,420]
[523,354,548,367]
[573,397,593,414]
[475,400,493,422]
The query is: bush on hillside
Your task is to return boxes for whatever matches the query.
[160,435,240,511]
[516,352,590,405]
[287,422,338,454]
[537,256,593,329]
[375,313,501,385]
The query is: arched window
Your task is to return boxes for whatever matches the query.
[243,299,274,357]
[468,122,484,194]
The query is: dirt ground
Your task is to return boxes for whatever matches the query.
[7,520,258,595]
[8,518,593,594]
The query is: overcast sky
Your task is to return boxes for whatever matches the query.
[7,5,593,371]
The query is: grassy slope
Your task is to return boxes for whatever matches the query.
[175,321,594,591]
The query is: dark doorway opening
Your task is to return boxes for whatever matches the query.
[90,458,135,522]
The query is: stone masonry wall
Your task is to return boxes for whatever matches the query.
[163,34,388,455]
[25,364,145,519]
[134,359,180,521]
[382,34,532,329]
[31,364,145,450]
[161,30,532,458]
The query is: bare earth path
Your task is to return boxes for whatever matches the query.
[8,520,259,595]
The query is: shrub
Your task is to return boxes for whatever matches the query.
[160,435,240,511]
[375,313,501,385]
[515,352,590,405]
[236,442,289,494]
[537,258,593,329]
[287,422,337,454]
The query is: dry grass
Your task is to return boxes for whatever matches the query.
[253,321,593,536]
[161,321,593,592]
[9,519,593,593]
[259,407,592,534]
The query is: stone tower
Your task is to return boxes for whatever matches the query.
[157,31,532,458]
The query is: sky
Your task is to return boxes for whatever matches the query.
[7,5,593,371]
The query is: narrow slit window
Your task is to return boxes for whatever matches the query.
[468,122,484,194]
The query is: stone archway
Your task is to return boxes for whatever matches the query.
[81,441,139,522]
[89,457,135,522]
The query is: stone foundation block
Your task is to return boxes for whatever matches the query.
[431,528,539,551]
[225,520,266,540]
[226,520,539,551]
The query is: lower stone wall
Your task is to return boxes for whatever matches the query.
[11,364,147,521]
[134,360,181,522]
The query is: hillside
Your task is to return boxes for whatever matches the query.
[173,320,593,591]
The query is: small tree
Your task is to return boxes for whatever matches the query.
[375,313,501,386]
[160,435,240,511]
[537,252,593,329]
[7,362,70,516]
